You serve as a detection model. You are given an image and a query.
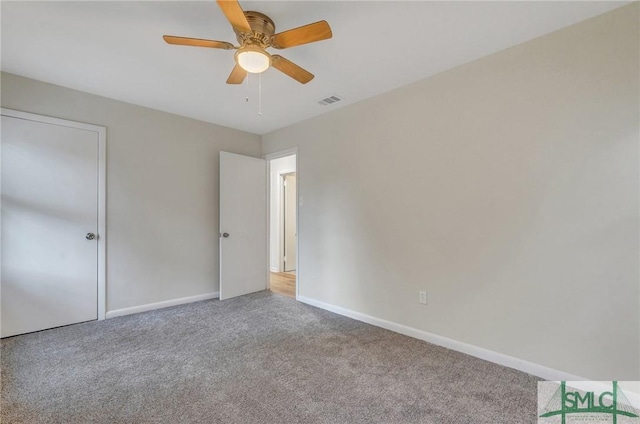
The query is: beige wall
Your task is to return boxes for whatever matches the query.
[263,4,639,380]
[1,72,261,312]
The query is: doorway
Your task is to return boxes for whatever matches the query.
[267,153,297,299]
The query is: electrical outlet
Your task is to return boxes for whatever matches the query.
[419,290,427,305]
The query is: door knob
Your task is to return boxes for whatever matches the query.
[86,233,96,240]
[222,233,230,238]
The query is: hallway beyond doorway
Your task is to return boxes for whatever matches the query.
[270,272,295,299]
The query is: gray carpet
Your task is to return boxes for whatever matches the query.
[1,291,539,423]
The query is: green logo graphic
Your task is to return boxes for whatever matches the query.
[540,381,639,424]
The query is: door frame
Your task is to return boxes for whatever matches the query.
[264,147,298,299]
[1,108,107,320]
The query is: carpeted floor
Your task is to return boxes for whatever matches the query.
[1,291,540,423]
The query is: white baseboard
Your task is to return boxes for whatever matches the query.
[297,295,587,381]
[270,267,279,272]
[106,292,219,319]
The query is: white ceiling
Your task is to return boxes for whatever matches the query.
[1,1,627,135]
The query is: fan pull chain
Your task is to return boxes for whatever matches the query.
[245,73,250,103]
[258,72,263,116]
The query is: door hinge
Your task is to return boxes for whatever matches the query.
[283,180,287,187]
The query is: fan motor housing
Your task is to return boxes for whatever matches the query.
[235,11,276,47]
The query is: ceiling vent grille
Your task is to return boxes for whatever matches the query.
[317,95,344,106]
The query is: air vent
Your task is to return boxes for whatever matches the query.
[317,95,344,106]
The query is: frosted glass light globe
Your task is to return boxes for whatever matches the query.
[237,49,270,73]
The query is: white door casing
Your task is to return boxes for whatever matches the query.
[1,109,106,337]
[219,152,267,300]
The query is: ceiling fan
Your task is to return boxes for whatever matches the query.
[163,0,332,84]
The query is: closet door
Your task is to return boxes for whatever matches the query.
[1,114,100,337]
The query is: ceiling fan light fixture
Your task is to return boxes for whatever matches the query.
[164,1,331,84]
[235,45,271,73]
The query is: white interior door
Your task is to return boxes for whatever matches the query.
[283,174,296,272]
[219,152,267,300]
[1,115,99,337]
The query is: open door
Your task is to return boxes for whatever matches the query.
[219,152,267,300]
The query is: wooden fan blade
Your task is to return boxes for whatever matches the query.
[271,55,314,84]
[163,35,234,50]
[227,64,247,84]
[216,0,251,33]
[270,21,332,49]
